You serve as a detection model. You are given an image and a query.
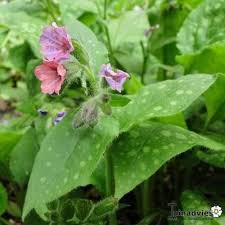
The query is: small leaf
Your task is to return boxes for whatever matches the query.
[64,19,108,74]
[26,59,42,97]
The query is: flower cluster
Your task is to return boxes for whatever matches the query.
[35,23,74,94]
[35,24,130,95]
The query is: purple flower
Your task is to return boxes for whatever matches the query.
[40,24,74,62]
[53,111,66,125]
[100,64,130,92]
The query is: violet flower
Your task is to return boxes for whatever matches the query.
[40,24,74,62]
[35,61,66,95]
[54,111,66,125]
[100,64,130,92]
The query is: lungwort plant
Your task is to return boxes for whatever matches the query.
[1,0,225,225]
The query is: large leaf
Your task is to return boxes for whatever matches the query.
[23,112,119,219]
[10,127,39,185]
[177,0,225,54]
[112,122,225,198]
[108,10,149,49]
[113,74,216,132]
[64,19,108,74]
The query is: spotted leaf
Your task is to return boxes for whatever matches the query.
[113,122,225,198]
[113,74,216,132]
[23,112,119,219]
[177,0,225,54]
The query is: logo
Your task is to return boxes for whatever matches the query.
[211,206,222,218]
[168,202,223,220]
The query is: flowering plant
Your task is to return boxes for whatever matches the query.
[0,0,225,225]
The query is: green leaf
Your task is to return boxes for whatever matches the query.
[0,183,7,216]
[108,10,149,49]
[181,190,211,224]
[0,131,22,163]
[64,19,108,74]
[112,122,225,198]
[23,112,119,219]
[59,0,97,20]
[177,0,225,54]
[10,127,39,185]
[181,190,225,224]
[113,74,216,132]
[26,59,42,96]
[6,42,33,72]
[176,43,225,74]
[0,11,44,57]
[204,74,225,125]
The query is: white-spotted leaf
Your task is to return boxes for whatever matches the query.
[23,112,119,219]
[113,122,225,198]
[113,74,216,132]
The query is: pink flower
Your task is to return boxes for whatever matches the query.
[40,24,74,62]
[100,64,130,92]
[35,61,66,94]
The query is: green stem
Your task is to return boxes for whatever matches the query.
[141,179,152,217]
[104,0,108,20]
[105,147,117,225]
[103,0,116,66]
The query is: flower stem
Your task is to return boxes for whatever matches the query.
[105,147,117,225]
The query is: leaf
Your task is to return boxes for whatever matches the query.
[0,11,44,57]
[204,74,225,125]
[0,183,7,216]
[197,151,225,169]
[181,190,225,224]
[177,0,225,54]
[113,74,216,132]
[64,19,108,74]
[26,59,42,96]
[108,10,149,49]
[23,112,119,219]
[59,0,97,20]
[112,122,225,198]
[181,190,211,224]
[6,42,33,72]
[0,131,22,164]
[10,127,39,185]
[176,43,225,74]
